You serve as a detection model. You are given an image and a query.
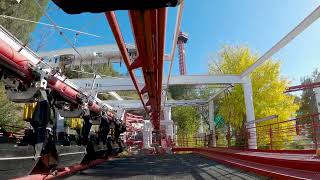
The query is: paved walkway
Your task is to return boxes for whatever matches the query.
[65,154,269,180]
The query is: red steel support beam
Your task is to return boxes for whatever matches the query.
[129,10,157,111]
[285,81,320,93]
[106,8,167,130]
[105,11,148,114]
[128,9,167,129]
[156,8,167,128]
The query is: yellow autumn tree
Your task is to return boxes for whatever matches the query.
[209,46,299,149]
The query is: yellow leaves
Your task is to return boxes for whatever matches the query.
[216,46,256,75]
[257,120,296,150]
[0,83,25,131]
[210,46,299,148]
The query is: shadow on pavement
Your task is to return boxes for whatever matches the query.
[63,154,270,180]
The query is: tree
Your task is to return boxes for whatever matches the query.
[64,64,119,79]
[0,0,48,131]
[171,106,200,137]
[169,85,212,101]
[297,69,319,119]
[169,85,211,141]
[296,69,320,147]
[31,26,55,52]
[169,85,200,138]
[0,83,25,132]
[169,85,198,100]
[0,0,49,43]
[209,46,299,149]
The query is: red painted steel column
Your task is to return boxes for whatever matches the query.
[177,42,186,75]
[177,32,188,75]
[128,10,157,114]
[157,8,167,123]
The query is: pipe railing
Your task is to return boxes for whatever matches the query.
[175,114,320,151]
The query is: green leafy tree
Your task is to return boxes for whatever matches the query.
[116,91,140,100]
[296,69,320,146]
[169,81,216,141]
[297,69,319,118]
[169,85,210,143]
[210,46,299,149]
[169,85,198,100]
[172,106,200,137]
[64,64,119,79]
[0,0,48,131]
[169,85,212,101]
[0,83,24,132]
[0,0,49,43]
[170,85,199,138]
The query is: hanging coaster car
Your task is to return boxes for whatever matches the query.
[52,0,182,14]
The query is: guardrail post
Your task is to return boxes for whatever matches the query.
[312,117,318,150]
[295,123,300,135]
[196,137,198,147]
[208,100,216,147]
[204,133,207,147]
[227,126,231,148]
[269,125,273,150]
[186,135,188,147]
[244,128,248,149]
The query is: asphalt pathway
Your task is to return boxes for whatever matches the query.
[64,153,270,180]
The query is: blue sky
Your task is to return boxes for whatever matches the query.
[32,0,320,85]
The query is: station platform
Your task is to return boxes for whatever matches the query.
[64,154,267,180]
[200,148,319,162]
[173,147,320,179]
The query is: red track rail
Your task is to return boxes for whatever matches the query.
[105,12,148,113]
[106,9,167,130]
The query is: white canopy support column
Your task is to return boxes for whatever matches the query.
[143,120,153,148]
[173,123,178,146]
[161,107,174,139]
[315,75,320,120]
[242,76,257,149]
[208,100,216,147]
